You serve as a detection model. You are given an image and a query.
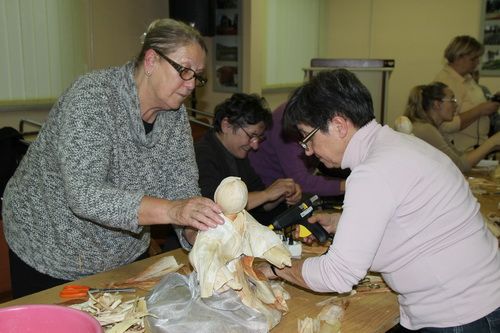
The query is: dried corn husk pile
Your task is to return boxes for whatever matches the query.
[189,177,292,330]
[70,292,151,333]
[467,176,499,195]
[485,212,500,238]
[298,300,349,333]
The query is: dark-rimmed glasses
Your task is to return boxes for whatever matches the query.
[153,49,207,87]
[299,127,320,150]
[238,125,266,143]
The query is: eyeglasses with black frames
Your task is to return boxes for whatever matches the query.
[299,127,320,150]
[152,49,207,87]
[238,125,266,143]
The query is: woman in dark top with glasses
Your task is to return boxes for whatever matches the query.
[193,93,302,233]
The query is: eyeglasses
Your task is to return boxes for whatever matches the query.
[153,49,207,87]
[238,125,266,143]
[441,97,458,104]
[299,127,320,150]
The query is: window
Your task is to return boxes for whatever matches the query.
[264,0,321,88]
[0,0,89,106]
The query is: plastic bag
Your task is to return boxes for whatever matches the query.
[146,272,269,333]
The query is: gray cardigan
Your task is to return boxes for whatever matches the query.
[2,62,199,280]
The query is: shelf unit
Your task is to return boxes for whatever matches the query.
[213,0,242,92]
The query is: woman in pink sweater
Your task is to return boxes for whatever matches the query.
[260,69,500,332]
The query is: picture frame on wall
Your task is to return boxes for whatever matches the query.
[480,0,500,75]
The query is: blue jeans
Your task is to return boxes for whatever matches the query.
[398,307,500,333]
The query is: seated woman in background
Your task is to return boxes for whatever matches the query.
[404,82,500,173]
[193,93,302,230]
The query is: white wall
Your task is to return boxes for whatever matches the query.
[317,0,500,126]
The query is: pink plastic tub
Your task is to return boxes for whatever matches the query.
[0,304,103,333]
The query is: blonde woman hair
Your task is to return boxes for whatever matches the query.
[135,18,207,68]
[404,82,448,126]
[444,35,484,63]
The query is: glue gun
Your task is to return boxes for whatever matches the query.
[271,195,330,243]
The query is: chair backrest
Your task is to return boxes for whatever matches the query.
[0,127,29,213]
[394,116,413,135]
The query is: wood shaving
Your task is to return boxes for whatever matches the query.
[70,292,153,333]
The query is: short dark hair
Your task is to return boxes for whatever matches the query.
[283,69,375,132]
[213,93,272,133]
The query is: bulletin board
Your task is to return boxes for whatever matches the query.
[480,0,500,76]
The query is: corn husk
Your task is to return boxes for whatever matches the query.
[110,256,183,290]
[70,293,152,333]
[189,176,292,330]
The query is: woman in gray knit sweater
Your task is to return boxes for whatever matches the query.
[2,18,224,298]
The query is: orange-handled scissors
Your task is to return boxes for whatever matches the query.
[59,285,136,299]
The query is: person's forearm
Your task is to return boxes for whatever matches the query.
[138,196,169,225]
[247,191,272,210]
[458,105,485,130]
[465,137,497,167]
[262,198,285,211]
[273,259,309,289]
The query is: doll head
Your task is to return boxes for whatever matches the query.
[214,176,248,215]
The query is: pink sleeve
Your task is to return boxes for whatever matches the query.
[302,166,397,292]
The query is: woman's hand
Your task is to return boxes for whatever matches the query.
[265,178,301,203]
[285,182,302,206]
[138,196,224,231]
[167,197,224,231]
[298,213,340,244]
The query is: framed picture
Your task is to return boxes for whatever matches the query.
[480,0,500,75]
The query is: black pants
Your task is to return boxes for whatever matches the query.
[9,248,149,299]
[8,249,70,299]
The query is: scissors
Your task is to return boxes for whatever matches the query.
[59,285,136,299]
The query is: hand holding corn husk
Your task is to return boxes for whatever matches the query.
[189,177,292,329]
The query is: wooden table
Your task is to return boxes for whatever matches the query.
[466,165,500,238]
[2,167,497,332]
[0,248,399,333]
